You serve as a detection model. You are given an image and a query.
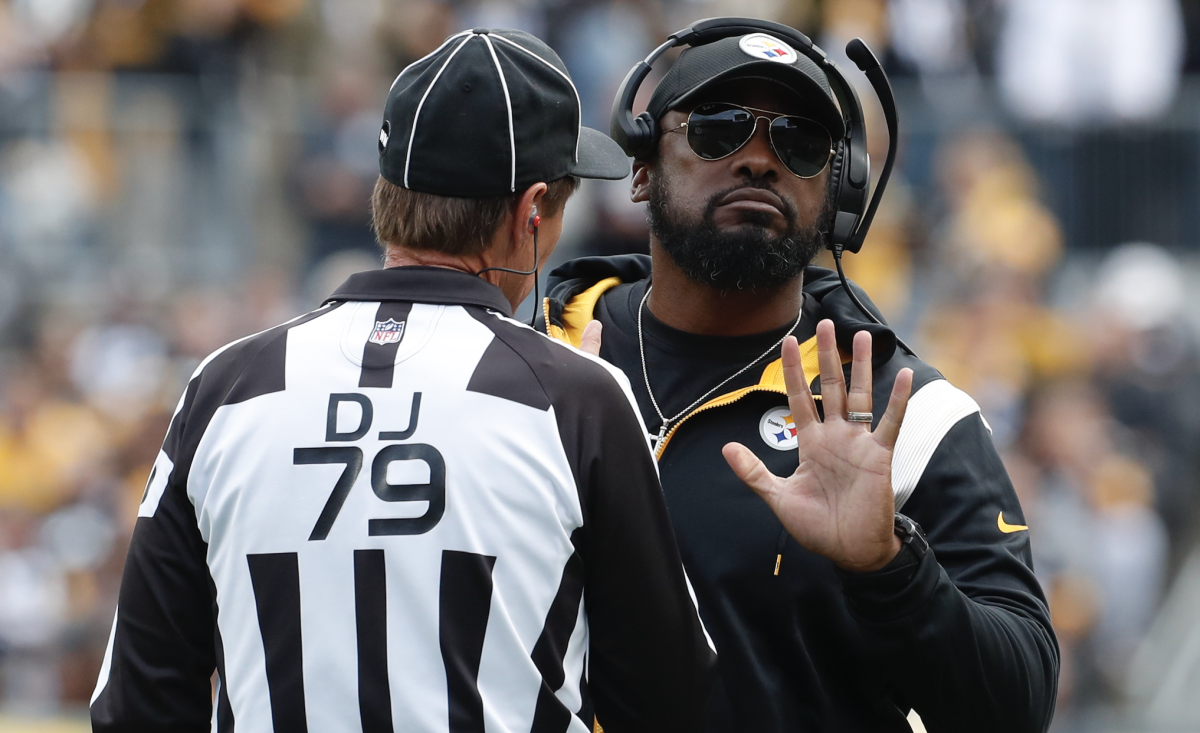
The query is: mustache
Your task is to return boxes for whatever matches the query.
[702,178,800,230]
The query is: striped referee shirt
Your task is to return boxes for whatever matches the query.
[91,266,716,733]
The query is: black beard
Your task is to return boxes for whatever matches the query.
[647,171,830,292]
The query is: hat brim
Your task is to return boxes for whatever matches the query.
[569,126,632,180]
[670,62,846,141]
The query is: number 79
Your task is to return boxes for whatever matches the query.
[293,443,446,541]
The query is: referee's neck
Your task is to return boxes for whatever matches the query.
[382,243,480,273]
[381,243,532,312]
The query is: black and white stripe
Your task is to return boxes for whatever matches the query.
[359,301,413,388]
[891,378,983,509]
[354,549,393,733]
[92,267,714,733]
[248,552,308,731]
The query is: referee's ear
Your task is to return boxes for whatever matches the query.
[507,181,548,248]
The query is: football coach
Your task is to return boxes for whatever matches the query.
[542,18,1059,733]
[92,29,714,733]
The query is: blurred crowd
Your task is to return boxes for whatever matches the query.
[2,0,1200,729]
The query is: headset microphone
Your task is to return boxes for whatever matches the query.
[829,38,913,357]
[841,39,897,257]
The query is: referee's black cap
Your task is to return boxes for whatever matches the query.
[379,28,630,197]
[646,32,846,140]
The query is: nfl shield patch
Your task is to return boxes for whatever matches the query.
[369,318,405,346]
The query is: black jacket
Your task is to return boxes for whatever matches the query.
[539,255,1059,733]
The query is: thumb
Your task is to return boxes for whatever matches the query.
[722,442,780,504]
[579,320,603,357]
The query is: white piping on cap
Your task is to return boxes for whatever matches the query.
[404,33,475,188]
[389,29,473,93]
[489,32,581,164]
[481,34,517,192]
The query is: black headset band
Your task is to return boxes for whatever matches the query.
[610,18,854,152]
[609,17,895,252]
[608,18,907,345]
[671,17,815,56]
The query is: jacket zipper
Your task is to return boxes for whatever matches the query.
[544,296,817,459]
[545,293,820,576]
[541,294,774,459]
[774,529,789,576]
[653,385,809,578]
[654,385,800,459]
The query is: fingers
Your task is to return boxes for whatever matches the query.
[873,368,913,448]
[780,336,818,430]
[579,320,602,357]
[815,320,846,419]
[722,442,781,506]
[846,330,873,425]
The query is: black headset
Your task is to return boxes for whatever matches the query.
[609,17,904,337]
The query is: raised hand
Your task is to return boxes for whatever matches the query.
[722,320,913,573]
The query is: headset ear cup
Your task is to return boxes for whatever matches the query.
[824,140,848,248]
[827,140,846,210]
[628,111,659,160]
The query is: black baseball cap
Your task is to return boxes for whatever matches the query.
[379,28,630,197]
[646,32,846,140]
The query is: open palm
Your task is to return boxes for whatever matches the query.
[722,321,913,573]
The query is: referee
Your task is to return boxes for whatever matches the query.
[91,29,715,733]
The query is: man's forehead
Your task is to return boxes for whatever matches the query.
[683,78,810,115]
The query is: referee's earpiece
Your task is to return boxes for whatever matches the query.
[473,204,543,327]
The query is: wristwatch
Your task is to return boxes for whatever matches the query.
[882,512,929,575]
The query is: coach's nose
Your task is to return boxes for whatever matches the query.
[730,118,781,182]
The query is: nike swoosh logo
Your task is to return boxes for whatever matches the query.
[998,512,1028,533]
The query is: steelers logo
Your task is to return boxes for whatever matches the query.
[760,406,798,451]
[738,33,799,65]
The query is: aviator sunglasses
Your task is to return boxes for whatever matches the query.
[662,102,836,179]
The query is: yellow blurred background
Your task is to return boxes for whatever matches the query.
[2,0,1200,731]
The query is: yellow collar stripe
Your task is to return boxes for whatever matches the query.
[547,285,828,458]
[654,335,821,456]
[758,336,821,393]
